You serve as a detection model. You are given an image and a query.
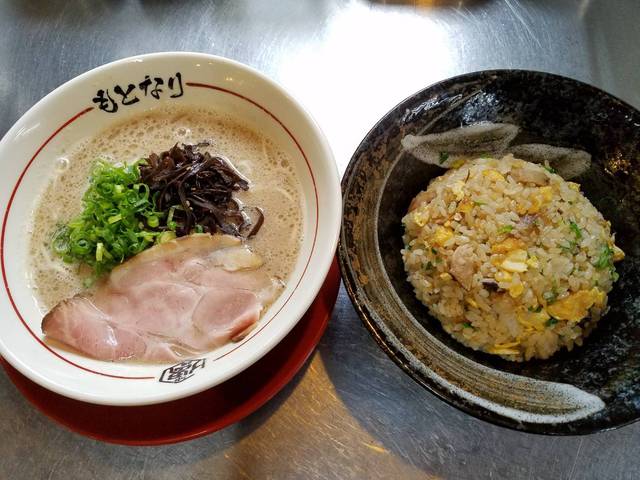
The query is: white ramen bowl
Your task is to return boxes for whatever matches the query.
[0,52,340,406]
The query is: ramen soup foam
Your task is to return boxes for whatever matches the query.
[28,106,303,311]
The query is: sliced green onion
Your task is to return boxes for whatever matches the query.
[95,242,104,262]
[50,160,166,276]
[157,231,177,244]
[569,220,583,241]
[107,214,122,224]
[594,245,614,270]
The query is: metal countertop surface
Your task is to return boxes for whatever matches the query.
[1,1,639,479]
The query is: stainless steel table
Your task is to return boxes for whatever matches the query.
[1,1,639,478]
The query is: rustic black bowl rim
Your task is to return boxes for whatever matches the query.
[338,68,640,435]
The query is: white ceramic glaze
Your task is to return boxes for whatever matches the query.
[0,52,340,406]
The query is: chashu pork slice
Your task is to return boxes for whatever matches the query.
[42,234,281,362]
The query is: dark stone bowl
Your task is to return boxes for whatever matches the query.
[338,70,640,435]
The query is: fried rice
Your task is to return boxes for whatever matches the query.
[401,154,624,361]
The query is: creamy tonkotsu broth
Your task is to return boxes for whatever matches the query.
[28,106,303,311]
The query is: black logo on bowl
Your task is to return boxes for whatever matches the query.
[92,72,184,113]
[159,358,205,384]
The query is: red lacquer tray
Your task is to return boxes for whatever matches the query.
[0,258,340,446]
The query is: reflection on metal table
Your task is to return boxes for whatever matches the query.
[0,1,638,478]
